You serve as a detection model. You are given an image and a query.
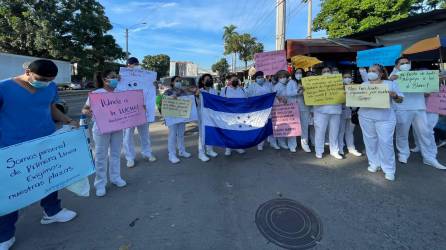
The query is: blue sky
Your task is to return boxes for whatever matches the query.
[99,0,326,70]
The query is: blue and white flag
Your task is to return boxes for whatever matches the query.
[201,92,276,149]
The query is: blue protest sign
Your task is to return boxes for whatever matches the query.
[357,45,402,67]
[0,129,95,215]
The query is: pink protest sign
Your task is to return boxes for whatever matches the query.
[254,50,288,76]
[271,103,301,137]
[89,90,147,134]
[426,85,446,115]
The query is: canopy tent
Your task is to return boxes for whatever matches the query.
[403,35,446,62]
[291,55,322,70]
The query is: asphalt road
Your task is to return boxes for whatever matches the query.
[11,94,446,250]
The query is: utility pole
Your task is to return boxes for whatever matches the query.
[307,0,313,39]
[275,0,286,50]
[125,28,129,60]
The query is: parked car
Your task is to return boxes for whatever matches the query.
[69,82,82,90]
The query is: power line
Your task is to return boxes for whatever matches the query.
[250,0,286,37]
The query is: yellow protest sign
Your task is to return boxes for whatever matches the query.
[161,96,192,118]
[345,84,390,108]
[301,74,345,105]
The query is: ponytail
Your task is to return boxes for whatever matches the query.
[95,69,114,89]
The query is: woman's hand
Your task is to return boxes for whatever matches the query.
[389,91,397,98]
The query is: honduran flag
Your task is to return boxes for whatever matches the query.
[201,92,276,149]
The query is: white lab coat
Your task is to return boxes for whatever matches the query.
[358,80,403,175]
[247,81,274,148]
[297,82,312,143]
[272,80,298,150]
[85,88,123,189]
[164,88,189,158]
[220,86,247,152]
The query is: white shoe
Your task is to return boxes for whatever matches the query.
[206,150,218,158]
[179,151,191,158]
[96,188,106,197]
[225,149,232,156]
[40,208,77,225]
[279,144,289,150]
[349,149,362,157]
[324,142,330,146]
[257,145,264,151]
[112,178,127,188]
[315,153,322,159]
[330,153,343,160]
[143,154,157,162]
[367,165,380,173]
[290,148,296,153]
[0,237,15,250]
[398,156,407,164]
[301,140,311,153]
[126,160,135,168]
[169,155,180,164]
[271,143,280,150]
[424,159,446,170]
[199,153,210,162]
[410,147,420,153]
[385,173,395,181]
[236,149,245,154]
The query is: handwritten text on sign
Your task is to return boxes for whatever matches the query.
[89,90,147,134]
[271,103,301,137]
[427,86,446,115]
[0,129,95,216]
[398,70,439,93]
[301,74,345,105]
[161,96,192,119]
[254,50,287,76]
[357,45,402,67]
[345,84,390,108]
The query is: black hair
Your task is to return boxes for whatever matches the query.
[253,71,264,79]
[198,74,213,89]
[370,64,389,80]
[291,68,305,81]
[275,70,290,78]
[28,59,58,77]
[226,73,237,80]
[395,56,410,65]
[127,57,139,65]
[96,69,115,89]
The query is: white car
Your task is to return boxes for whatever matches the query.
[69,83,82,90]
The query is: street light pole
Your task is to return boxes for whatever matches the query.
[125,28,129,60]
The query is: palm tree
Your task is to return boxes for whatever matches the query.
[223,25,239,72]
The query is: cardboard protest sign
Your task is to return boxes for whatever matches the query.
[357,45,402,67]
[398,70,439,93]
[0,129,94,216]
[301,74,345,105]
[254,50,288,76]
[118,67,157,122]
[426,86,446,115]
[345,84,390,108]
[161,96,192,119]
[163,95,198,126]
[89,90,147,134]
[271,103,301,137]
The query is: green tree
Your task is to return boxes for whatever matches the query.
[313,0,445,38]
[237,34,264,70]
[142,54,170,80]
[212,58,230,79]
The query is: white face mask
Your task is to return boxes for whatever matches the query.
[367,72,379,81]
[256,78,265,85]
[399,63,411,71]
[295,74,302,80]
[343,78,352,84]
[279,78,288,84]
[174,81,182,88]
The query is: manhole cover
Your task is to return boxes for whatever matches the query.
[255,198,322,250]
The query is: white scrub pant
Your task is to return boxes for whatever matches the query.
[396,110,436,162]
[271,137,297,150]
[359,116,396,175]
[93,130,123,189]
[414,112,439,156]
[198,119,214,154]
[339,118,356,152]
[300,111,311,142]
[314,112,341,155]
[168,123,186,158]
[123,123,152,161]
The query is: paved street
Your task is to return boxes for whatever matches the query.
[11,94,446,250]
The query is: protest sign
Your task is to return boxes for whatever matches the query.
[161,96,192,119]
[397,70,439,93]
[357,45,402,67]
[118,67,157,122]
[254,50,287,76]
[301,74,345,105]
[271,103,301,137]
[0,129,95,216]
[163,95,198,126]
[426,86,446,115]
[345,84,390,108]
[89,90,147,134]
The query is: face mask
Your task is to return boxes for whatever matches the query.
[367,72,379,81]
[295,74,302,80]
[174,81,182,88]
[29,80,51,88]
[107,79,118,88]
[333,71,339,74]
[343,78,352,84]
[279,78,288,84]
[232,80,239,87]
[256,78,265,85]
[399,63,411,71]
[205,79,213,87]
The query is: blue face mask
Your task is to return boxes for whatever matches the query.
[30,80,51,89]
[108,79,118,88]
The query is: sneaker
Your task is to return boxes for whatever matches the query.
[279,144,289,150]
[290,148,296,153]
[198,153,210,162]
[126,159,135,168]
[169,155,180,164]
[206,150,218,158]
[236,149,245,154]
[348,149,362,157]
[225,149,232,156]
[410,146,420,153]
[330,153,343,160]
[96,188,106,197]
[424,159,446,170]
[367,165,380,173]
[40,208,77,225]
[112,179,127,188]
[257,145,264,151]
[0,237,15,250]
[301,140,311,153]
[143,154,157,162]
[179,151,192,158]
[398,156,407,164]
[270,143,280,150]
[315,153,323,159]
[385,173,395,181]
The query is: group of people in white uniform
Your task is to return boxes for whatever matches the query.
[81,56,445,198]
